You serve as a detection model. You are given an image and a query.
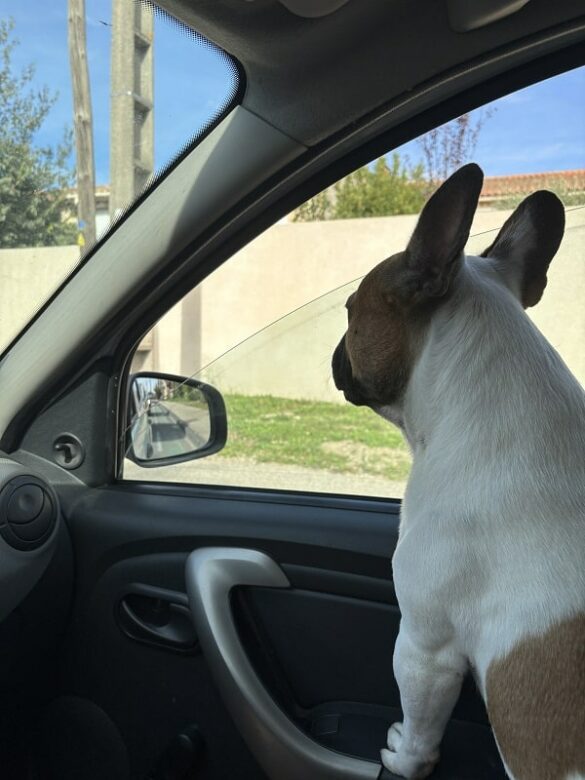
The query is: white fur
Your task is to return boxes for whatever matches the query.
[379,255,585,779]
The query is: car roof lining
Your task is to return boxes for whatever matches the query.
[156,0,585,146]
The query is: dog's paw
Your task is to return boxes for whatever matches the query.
[381,722,439,779]
[386,721,404,752]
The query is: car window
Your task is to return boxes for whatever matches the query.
[123,65,585,498]
[0,1,239,357]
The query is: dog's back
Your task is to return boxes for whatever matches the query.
[408,256,585,780]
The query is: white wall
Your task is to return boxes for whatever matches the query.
[1,208,583,399]
[194,208,585,398]
[0,246,80,352]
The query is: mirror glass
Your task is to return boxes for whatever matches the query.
[129,376,213,463]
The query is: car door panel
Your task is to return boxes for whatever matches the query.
[57,548,266,780]
[0,519,74,779]
[56,484,505,779]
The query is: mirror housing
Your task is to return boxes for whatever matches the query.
[126,372,227,468]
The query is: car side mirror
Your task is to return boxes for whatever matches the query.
[126,372,227,468]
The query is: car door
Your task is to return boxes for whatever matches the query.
[59,276,508,780]
[1,3,584,779]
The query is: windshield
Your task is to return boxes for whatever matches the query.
[0,0,239,355]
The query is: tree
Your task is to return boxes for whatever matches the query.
[417,111,493,193]
[293,189,331,222]
[334,154,426,219]
[0,19,76,248]
[293,153,426,222]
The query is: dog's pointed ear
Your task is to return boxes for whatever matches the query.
[480,191,565,308]
[399,163,483,301]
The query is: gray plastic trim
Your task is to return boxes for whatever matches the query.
[277,0,351,19]
[186,547,381,780]
[447,0,531,32]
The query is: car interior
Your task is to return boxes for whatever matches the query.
[0,0,584,778]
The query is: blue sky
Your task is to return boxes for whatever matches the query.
[3,0,237,184]
[3,0,585,184]
[398,67,585,175]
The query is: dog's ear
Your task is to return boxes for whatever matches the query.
[398,163,483,301]
[480,191,565,308]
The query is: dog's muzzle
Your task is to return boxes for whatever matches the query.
[332,337,368,406]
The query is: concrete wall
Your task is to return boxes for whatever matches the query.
[0,246,80,351]
[1,208,583,398]
[520,211,585,384]
[194,208,585,398]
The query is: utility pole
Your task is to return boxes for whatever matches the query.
[110,0,154,220]
[68,0,97,249]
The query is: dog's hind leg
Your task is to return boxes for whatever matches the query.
[381,626,467,779]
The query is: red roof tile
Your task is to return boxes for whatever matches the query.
[481,169,585,199]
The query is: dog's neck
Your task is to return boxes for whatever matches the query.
[386,257,585,468]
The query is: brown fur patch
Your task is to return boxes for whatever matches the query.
[486,614,585,780]
[344,254,429,405]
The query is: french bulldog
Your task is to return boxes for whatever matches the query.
[332,163,585,780]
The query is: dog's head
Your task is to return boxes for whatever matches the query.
[332,163,565,416]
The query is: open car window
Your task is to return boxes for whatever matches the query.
[123,209,584,497]
[122,64,584,498]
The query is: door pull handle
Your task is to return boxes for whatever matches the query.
[118,585,198,653]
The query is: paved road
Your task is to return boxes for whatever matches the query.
[127,400,406,497]
[125,455,406,498]
[132,400,211,461]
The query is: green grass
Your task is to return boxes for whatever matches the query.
[216,393,411,480]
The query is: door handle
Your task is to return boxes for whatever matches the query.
[118,584,198,653]
[186,547,381,780]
